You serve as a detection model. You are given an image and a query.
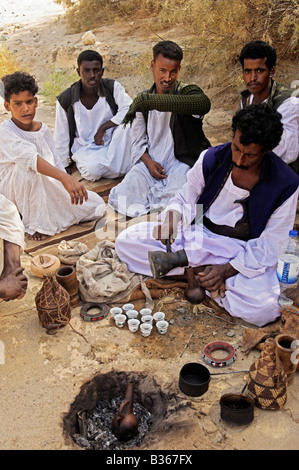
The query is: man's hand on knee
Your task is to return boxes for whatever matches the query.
[197,263,238,292]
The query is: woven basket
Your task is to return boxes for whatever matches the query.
[247,338,287,410]
[35,275,71,334]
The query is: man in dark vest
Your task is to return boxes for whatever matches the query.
[108,40,211,217]
[54,50,133,181]
[115,104,299,327]
[239,40,299,172]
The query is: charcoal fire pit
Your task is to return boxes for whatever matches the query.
[62,370,177,450]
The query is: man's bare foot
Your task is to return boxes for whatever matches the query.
[26,232,48,241]
[0,267,28,301]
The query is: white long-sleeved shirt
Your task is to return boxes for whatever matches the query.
[242,95,299,164]
[164,149,299,279]
[54,80,132,167]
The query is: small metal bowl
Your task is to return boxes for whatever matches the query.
[179,363,211,397]
[220,393,254,425]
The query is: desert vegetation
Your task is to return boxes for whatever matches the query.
[55,0,299,63]
[40,67,78,104]
[0,45,19,79]
[53,0,298,96]
[2,1,298,104]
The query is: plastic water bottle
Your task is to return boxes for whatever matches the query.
[276,229,299,306]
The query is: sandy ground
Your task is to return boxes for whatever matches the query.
[0,9,299,452]
[0,0,64,25]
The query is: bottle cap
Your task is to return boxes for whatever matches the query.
[289,230,298,237]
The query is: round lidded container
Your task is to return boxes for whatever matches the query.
[30,254,60,278]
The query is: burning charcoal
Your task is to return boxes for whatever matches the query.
[73,434,92,449]
[87,420,99,436]
[72,396,153,450]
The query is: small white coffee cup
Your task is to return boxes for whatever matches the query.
[126,309,139,319]
[110,307,122,317]
[128,318,140,332]
[140,308,152,316]
[153,311,165,322]
[114,313,126,327]
[140,323,152,337]
[156,320,169,334]
[122,303,135,311]
[141,315,153,324]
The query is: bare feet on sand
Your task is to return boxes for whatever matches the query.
[0,267,28,301]
[0,241,28,300]
[26,232,48,241]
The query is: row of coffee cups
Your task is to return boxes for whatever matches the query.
[128,318,169,336]
[110,303,169,336]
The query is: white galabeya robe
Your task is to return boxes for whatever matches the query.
[108,109,192,217]
[0,120,105,237]
[116,150,299,327]
[242,94,299,165]
[54,80,133,181]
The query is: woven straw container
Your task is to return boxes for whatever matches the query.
[35,275,71,334]
[247,338,287,410]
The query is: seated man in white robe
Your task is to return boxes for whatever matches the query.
[0,194,27,301]
[54,49,133,181]
[115,104,299,327]
[0,72,105,241]
[108,40,211,217]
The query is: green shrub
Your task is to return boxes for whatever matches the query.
[40,67,78,105]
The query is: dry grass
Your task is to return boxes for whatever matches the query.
[0,46,20,99]
[55,0,299,57]
[0,46,20,78]
[55,0,299,93]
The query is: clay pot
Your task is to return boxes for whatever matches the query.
[55,265,80,307]
[275,333,297,383]
[30,254,60,278]
[184,267,206,304]
[111,382,139,441]
[179,363,210,397]
[220,393,254,425]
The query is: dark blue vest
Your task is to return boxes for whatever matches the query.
[197,143,299,239]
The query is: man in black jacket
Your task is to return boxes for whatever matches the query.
[108,41,211,217]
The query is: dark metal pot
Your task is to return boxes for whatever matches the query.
[179,363,211,397]
[220,393,254,425]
